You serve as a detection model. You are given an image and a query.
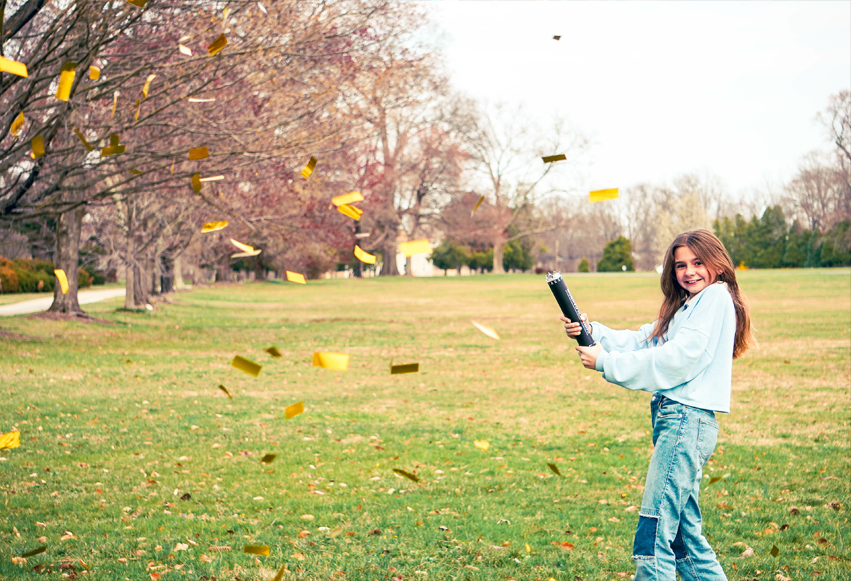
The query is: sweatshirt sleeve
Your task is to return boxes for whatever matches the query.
[591,321,658,353]
[593,285,727,392]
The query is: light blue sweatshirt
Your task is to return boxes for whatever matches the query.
[591,282,736,413]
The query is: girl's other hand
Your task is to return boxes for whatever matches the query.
[575,343,604,370]
[560,313,592,339]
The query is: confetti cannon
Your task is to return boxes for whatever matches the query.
[545,271,595,347]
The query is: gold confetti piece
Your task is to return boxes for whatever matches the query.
[74,128,93,151]
[399,239,430,257]
[188,97,215,103]
[525,543,532,554]
[0,430,21,450]
[201,221,228,233]
[472,320,500,340]
[337,204,362,220]
[392,468,420,483]
[546,463,562,477]
[390,363,418,375]
[222,6,229,26]
[553,35,561,40]
[31,135,45,158]
[285,271,306,284]
[589,188,619,203]
[285,401,304,419]
[471,195,485,217]
[243,545,270,556]
[141,74,156,98]
[54,269,69,294]
[55,62,76,101]
[11,111,24,136]
[134,98,141,120]
[189,146,209,160]
[179,44,192,56]
[101,133,125,156]
[0,56,28,77]
[707,476,723,486]
[474,440,490,451]
[20,545,46,558]
[266,346,282,357]
[231,250,261,258]
[190,173,203,193]
[331,191,364,206]
[200,175,224,182]
[89,66,100,80]
[260,454,276,464]
[354,245,376,265]
[128,169,142,175]
[272,563,286,581]
[232,355,262,377]
[230,239,254,253]
[217,385,233,400]
[542,154,566,164]
[301,156,317,179]
[312,352,349,371]
[125,0,148,7]
[770,545,779,558]
[111,91,119,117]
[208,34,228,56]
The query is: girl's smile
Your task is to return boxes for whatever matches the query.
[674,246,714,296]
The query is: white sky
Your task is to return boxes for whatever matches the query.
[429,1,851,197]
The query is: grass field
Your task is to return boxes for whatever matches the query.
[1,270,849,581]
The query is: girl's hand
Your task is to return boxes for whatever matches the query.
[560,314,592,339]
[575,343,604,370]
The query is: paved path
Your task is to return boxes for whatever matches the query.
[0,288,126,316]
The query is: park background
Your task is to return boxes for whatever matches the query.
[1,1,849,581]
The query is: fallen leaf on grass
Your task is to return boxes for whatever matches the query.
[474,440,490,451]
[174,543,189,551]
[739,547,754,558]
[199,554,213,563]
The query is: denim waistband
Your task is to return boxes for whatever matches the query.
[653,394,716,419]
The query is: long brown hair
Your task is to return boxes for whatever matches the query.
[647,229,753,358]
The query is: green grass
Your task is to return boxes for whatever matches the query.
[0,270,848,581]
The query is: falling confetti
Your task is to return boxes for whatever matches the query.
[11,112,24,136]
[392,468,420,483]
[589,188,619,203]
[399,239,430,257]
[285,401,304,419]
[272,564,286,581]
[474,440,490,451]
[55,62,76,101]
[243,545,270,556]
[89,66,100,80]
[354,245,376,265]
[546,463,562,477]
[74,128,93,151]
[266,346,282,357]
[230,239,255,253]
[54,269,69,294]
[217,385,233,400]
[101,133,125,156]
[125,0,148,7]
[390,363,419,375]
[332,191,364,206]
[31,135,45,158]
[201,221,228,233]
[312,352,349,371]
[111,91,119,117]
[231,250,261,258]
[553,35,561,40]
[472,321,499,340]
[260,454,276,464]
[541,154,566,164]
[179,44,192,56]
[232,356,262,377]
[337,204,362,220]
[188,97,215,103]
[0,430,21,450]
[141,74,156,98]
[189,146,209,160]
[208,34,228,56]
[285,271,306,284]
[0,56,28,77]
[200,175,224,182]
[770,545,779,558]
[301,156,317,179]
[191,173,202,193]
[20,546,47,558]
[471,195,485,217]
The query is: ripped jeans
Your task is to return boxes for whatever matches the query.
[633,395,727,581]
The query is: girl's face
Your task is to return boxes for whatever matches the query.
[674,245,715,296]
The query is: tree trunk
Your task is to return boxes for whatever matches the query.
[173,254,185,289]
[161,254,175,294]
[492,239,506,274]
[124,202,138,310]
[381,241,399,276]
[405,255,413,277]
[47,206,86,315]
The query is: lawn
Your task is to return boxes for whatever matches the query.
[1,270,848,581]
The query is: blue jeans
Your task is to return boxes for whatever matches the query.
[633,395,727,581]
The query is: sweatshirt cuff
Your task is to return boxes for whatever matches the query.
[595,349,608,373]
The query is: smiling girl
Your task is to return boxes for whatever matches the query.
[562,229,752,581]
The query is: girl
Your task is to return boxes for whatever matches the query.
[562,229,752,581]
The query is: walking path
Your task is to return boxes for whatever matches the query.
[0,288,125,316]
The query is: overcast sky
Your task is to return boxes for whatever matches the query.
[428,1,850,198]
